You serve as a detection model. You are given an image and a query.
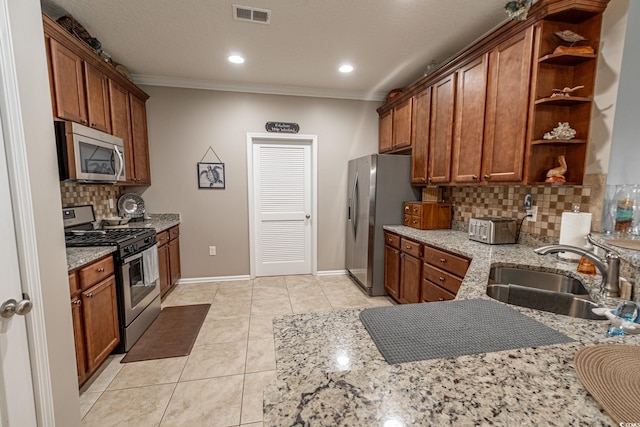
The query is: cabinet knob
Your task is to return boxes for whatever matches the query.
[421,178,426,182]
[73,300,82,306]
[483,174,490,180]
[438,297,444,301]
[98,267,104,272]
[440,258,446,263]
[472,175,478,180]
[406,245,412,249]
[82,120,88,125]
[439,276,445,282]
[428,177,433,182]
[91,122,97,127]
[86,293,93,298]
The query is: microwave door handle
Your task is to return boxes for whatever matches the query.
[114,145,124,184]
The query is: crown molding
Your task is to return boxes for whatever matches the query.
[131,74,387,102]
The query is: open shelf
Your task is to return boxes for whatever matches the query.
[532,139,587,146]
[535,96,591,106]
[538,53,597,65]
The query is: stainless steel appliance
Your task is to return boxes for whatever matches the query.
[346,154,420,296]
[63,205,160,352]
[55,121,126,183]
[468,217,517,244]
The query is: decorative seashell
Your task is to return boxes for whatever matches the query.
[543,122,576,140]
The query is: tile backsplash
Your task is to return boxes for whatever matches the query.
[60,182,124,219]
[443,174,606,241]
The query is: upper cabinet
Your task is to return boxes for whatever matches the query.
[43,14,152,185]
[377,0,609,186]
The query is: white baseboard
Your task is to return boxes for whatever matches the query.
[176,270,347,284]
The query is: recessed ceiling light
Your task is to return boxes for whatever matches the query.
[228,55,245,64]
[339,64,354,73]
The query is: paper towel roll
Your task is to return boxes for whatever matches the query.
[558,212,592,260]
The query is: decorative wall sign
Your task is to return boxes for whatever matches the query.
[198,146,225,189]
[265,122,299,133]
[198,162,225,189]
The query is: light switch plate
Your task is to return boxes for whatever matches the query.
[209,246,216,256]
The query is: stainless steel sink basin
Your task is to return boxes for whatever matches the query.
[486,267,606,320]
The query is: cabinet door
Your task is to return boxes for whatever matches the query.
[84,63,111,133]
[384,245,401,301]
[411,89,431,185]
[452,54,488,184]
[70,296,86,384]
[400,253,422,304]
[49,38,87,125]
[129,94,151,185]
[109,80,134,182]
[169,237,181,286]
[483,27,534,183]
[428,73,456,184]
[392,97,413,150]
[82,276,119,373]
[158,242,171,298]
[378,110,393,153]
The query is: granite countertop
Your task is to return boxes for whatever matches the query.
[66,213,180,271]
[264,227,640,426]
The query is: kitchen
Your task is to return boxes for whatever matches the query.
[2,0,640,426]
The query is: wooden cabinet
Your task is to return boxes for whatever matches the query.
[159,225,181,299]
[410,88,431,185]
[452,54,488,184]
[403,201,452,230]
[383,232,401,301]
[421,245,470,302]
[482,27,534,183]
[428,73,456,184]
[68,255,119,386]
[84,63,111,132]
[43,14,152,185]
[399,237,422,304]
[49,38,87,125]
[129,94,152,184]
[378,110,393,153]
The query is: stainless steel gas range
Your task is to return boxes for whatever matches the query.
[63,205,161,352]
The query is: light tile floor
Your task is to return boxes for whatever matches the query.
[79,274,394,426]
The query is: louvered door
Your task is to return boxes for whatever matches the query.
[253,143,312,276]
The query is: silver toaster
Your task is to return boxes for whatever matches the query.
[468,217,517,244]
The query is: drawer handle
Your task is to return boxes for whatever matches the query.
[406,245,412,249]
[86,293,93,298]
[439,258,446,263]
[98,267,105,272]
[439,276,445,282]
[438,297,444,301]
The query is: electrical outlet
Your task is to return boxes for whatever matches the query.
[523,193,533,211]
[526,205,538,222]
[209,246,216,256]
[109,199,115,209]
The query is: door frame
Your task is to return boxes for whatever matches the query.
[246,132,318,278]
[0,0,55,423]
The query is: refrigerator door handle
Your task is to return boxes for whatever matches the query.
[352,173,358,238]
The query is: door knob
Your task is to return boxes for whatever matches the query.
[305,214,311,219]
[1,294,33,318]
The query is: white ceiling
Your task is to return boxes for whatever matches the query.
[40,0,510,101]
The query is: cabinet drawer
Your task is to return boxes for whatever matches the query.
[78,256,114,289]
[156,230,170,247]
[422,263,463,295]
[400,237,422,258]
[423,245,469,277]
[384,232,401,250]
[421,280,456,302]
[169,225,180,241]
[410,203,422,216]
[403,214,411,226]
[68,272,80,296]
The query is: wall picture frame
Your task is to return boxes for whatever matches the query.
[197,162,225,189]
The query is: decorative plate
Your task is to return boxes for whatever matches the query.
[117,193,145,218]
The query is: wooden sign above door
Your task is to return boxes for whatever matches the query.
[265,122,299,133]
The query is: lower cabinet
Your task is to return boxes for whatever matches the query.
[383,231,471,304]
[69,255,119,386]
[158,225,182,299]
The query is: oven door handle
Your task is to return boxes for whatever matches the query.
[122,251,143,264]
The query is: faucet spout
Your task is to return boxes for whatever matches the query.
[534,242,620,298]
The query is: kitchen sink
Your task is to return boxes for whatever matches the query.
[486,266,606,320]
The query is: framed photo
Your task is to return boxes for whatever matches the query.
[197,162,225,189]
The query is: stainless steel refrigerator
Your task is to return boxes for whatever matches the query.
[346,154,420,296]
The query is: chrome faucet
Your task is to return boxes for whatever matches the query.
[534,234,620,297]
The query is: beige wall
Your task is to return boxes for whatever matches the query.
[137,87,380,278]
[9,0,81,425]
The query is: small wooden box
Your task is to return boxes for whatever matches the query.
[403,202,452,230]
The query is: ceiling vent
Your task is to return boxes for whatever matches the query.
[233,4,271,24]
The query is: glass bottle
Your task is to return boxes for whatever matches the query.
[614,185,635,234]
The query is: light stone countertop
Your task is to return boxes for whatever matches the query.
[66,213,180,271]
[264,226,640,426]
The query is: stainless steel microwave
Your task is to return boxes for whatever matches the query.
[54,121,126,183]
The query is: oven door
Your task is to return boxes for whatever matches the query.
[121,245,160,326]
